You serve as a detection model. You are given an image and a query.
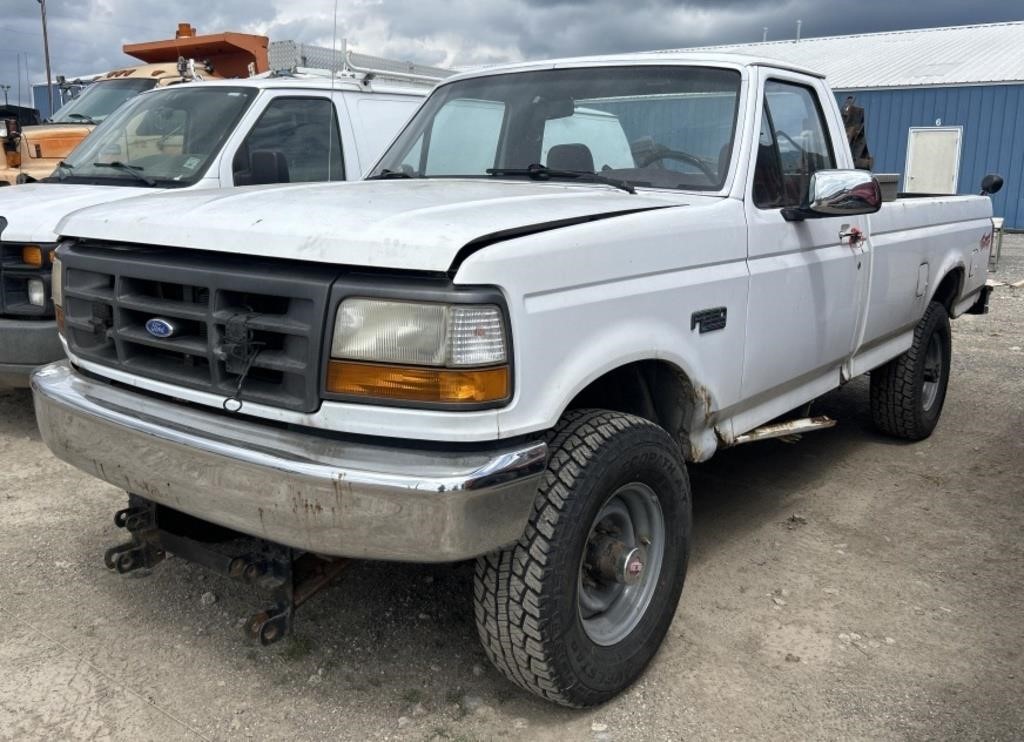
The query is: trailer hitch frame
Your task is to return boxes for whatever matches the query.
[104,494,350,645]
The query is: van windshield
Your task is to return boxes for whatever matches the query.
[55,86,257,188]
[372,66,742,191]
[50,78,157,125]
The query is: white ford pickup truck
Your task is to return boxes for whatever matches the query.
[33,52,999,707]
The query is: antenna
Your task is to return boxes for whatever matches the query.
[795,19,802,42]
[327,0,340,182]
[762,27,768,42]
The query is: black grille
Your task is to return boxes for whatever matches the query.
[61,242,334,412]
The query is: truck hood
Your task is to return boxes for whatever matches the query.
[0,182,153,243]
[58,179,688,272]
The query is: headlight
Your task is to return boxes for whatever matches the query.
[326,298,510,405]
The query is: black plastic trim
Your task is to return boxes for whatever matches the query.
[60,240,336,413]
[0,240,58,318]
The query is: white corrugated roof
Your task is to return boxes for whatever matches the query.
[652,21,1024,90]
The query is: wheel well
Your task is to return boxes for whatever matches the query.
[565,360,701,459]
[932,268,963,314]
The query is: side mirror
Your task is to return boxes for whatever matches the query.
[980,173,1003,196]
[782,169,882,222]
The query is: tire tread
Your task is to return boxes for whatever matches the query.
[473,409,669,706]
[870,301,951,441]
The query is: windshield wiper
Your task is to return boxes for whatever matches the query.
[92,161,157,186]
[366,168,414,180]
[486,163,636,194]
[67,113,98,125]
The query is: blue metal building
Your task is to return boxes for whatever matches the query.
[832,84,1024,229]
[684,21,1024,228]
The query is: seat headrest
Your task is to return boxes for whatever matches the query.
[547,143,595,173]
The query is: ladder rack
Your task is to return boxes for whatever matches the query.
[268,40,453,87]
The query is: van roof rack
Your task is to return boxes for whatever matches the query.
[267,40,452,87]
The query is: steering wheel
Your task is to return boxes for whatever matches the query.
[636,148,717,181]
[775,130,806,154]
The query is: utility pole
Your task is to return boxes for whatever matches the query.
[37,0,54,116]
[0,84,10,106]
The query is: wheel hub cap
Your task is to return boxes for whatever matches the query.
[578,482,666,646]
[589,536,648,586]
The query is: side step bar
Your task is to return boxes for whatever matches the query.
[733,415,837,445]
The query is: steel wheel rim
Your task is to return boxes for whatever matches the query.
[578,482,666,646]
[921,330,943,411]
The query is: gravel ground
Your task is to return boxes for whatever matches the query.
[1,237,1022,741]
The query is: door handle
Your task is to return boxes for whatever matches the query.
[839,224,865,247]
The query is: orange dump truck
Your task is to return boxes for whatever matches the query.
[1,24,268,186]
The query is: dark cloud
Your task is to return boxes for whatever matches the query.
[1,0,1020,108]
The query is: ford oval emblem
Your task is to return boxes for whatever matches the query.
[145,317,178,338]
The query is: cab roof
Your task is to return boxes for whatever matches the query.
[445,50,824,84]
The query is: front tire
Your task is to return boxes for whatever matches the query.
[474,409,691,707]
[870,300,952,440]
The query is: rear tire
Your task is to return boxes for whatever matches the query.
[870,300,952,441]
[473,409,690,707]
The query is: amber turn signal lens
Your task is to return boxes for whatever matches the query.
[21,245,43,268]
[327,361,509,404]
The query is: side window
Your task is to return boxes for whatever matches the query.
[753,81,835,209]
[233,97,344,186]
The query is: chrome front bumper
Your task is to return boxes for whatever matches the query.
[32,361,547,562]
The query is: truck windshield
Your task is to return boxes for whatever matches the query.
[56,86,257,188]
[373,65,742,191]
[50,78,157,125]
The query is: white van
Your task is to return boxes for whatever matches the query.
[0,71,436,385]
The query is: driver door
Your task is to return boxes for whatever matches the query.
[741,76,869,404]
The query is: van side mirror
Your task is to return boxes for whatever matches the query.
[782,169,882,222]
[980,173,1003,196]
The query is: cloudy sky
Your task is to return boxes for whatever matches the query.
[1,0,1020,107]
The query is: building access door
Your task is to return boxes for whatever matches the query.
[904,126,963,195]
